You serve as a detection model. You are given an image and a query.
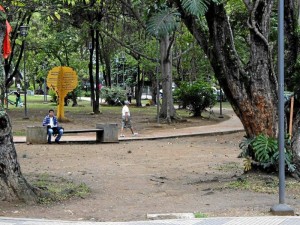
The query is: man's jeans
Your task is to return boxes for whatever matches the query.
[47,128,63,143]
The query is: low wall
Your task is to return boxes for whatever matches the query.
[26,126,47,144]
[96,123,119,143]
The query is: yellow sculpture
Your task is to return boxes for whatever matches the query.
[47,66,78,120]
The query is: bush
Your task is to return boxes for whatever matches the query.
[173,80,216,117]
[101,87,126,105]
[84,91,91,97]
[240,133,295,173]
[49,89,57,103]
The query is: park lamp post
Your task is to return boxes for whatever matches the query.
[19,25,29,119]
[270,0,294,216]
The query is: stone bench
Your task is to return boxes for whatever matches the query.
[26,123,119,144]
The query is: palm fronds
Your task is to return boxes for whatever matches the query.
[181,0,220,17]
[146,8,179,38]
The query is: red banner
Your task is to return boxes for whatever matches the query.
[0,5,12,59]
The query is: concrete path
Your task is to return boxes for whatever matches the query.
[13,108,244,144]
[0,216,300,225]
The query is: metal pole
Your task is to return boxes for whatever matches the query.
[23,40,28,119]
[270,0,294,215]
[156,34,160,124]
[278,0,285,205]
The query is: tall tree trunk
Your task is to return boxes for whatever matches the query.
[0,21,5,105]
[94,29,100,114]
[159,35,176,122]
[99,33,111,88]
[71,90,78,107]
[136,63,142,107]
[89,28,96,112]
[172,0,300,175]
[286,0,300,178]
[0,112,38,203]
[175,0,278,137]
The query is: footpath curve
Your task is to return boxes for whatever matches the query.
[13,108,244,144]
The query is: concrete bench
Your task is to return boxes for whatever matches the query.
[26,123,119,144]
[64,129,104,143]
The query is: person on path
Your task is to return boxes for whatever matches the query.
[14,89,21,107]
[120,101,138,137]
[42,109,64,144]
[127,91,132,103]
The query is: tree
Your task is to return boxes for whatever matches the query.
[0,5,38,203]
[167,0,300,175]
[147,6,181,122]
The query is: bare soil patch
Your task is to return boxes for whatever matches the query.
[1,105,299,222]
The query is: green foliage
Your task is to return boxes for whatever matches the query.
[0,11,7,21]
[146,8,180,38]
[194,212,208,218]
[239,136,254,158]
[252,134,277,163]
[146,0,221,38]
[239,134,296,173]
[181,0,218,17]
[101,87,126,105]
[173,80,216,117]
[84,91,91,97]
[31,173,90,204]
[228,178,250,189]
[48,89,57,103]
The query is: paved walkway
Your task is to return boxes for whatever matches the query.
[13,108,244,143]
[1,216,300,224]
[7,108,300,224]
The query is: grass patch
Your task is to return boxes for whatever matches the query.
[28,173,90,204]
[224,173,300,196]
[216,162,243,172]
[12,130,26,136]
[225,175,278,194]
[194,212,208,218]
[227,178,251,189]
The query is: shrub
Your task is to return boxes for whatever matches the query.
[173,80,216,117]
[101,86,126,105]
[84,91,91,97]
[239,133,295,173]
[49,89,57,103]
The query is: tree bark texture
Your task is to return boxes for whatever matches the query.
[175,0,278,138]
[135,63,142,107]
[159,34,176,122]
[0,18,5,85]
[94,29,100,114]
[284,0,299,90]
[284,1,300,174]
[89,28,96,112]
[0,111,37,203]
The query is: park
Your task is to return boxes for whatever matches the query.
[1,1,300,224]
[0,96,298,222]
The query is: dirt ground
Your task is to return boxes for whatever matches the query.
[1,106,300,222]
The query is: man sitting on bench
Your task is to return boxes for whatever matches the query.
[42,109,63,144]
